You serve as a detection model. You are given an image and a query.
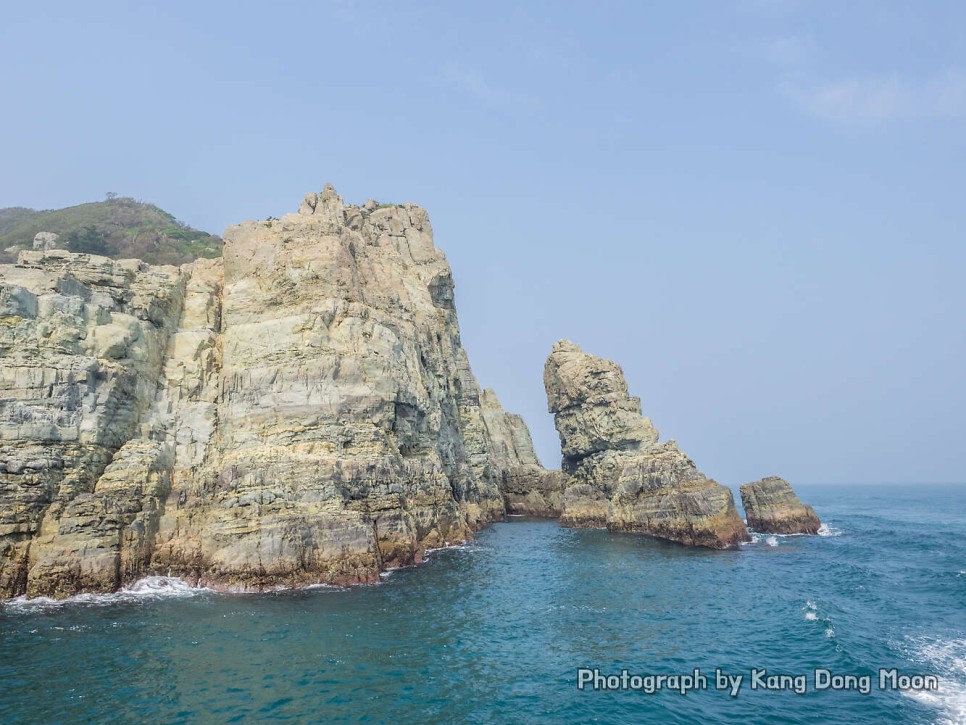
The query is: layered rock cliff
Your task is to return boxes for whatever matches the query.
[480,389,563,517]
[740,476,821,535]
[0,186,550,598]
[544,341,750,549]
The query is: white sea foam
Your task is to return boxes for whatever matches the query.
[424,542,476,557]
[802,600,835,637]
[123,576,201,596]
[744,529,827,544]
[899,636,966,725]
[301,582,347,591]
[3,576,208,613]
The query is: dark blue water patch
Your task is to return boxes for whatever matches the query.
[1,484,964,724]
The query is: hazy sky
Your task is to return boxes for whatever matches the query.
[2,1,963,484]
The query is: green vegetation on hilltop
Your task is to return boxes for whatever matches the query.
[0,196,222,265]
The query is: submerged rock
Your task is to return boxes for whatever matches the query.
[740,476,821,535]
[544,340,749,549]
[0,186,552,598]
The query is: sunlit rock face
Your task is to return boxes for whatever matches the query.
[740,476,821,535]
[0,186,551,597]
[544,340,750,549]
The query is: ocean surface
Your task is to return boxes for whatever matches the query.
[1,484,964,724]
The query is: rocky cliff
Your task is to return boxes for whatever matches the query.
[544,341,750,549]
[0,186,551,598]
[480,389,563,517]
[740,476,821,535]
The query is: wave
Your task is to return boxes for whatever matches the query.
[741,533,783,546]
[804,600,818,621]
[802,600,836,639]
[300,582,348,591]
[742,525,842,543]
[423,542,478,558]
[898,636,966,725]
[2,576,209,614]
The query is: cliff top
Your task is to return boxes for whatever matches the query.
[0,196,222,266]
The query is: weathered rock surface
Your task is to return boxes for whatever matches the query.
[33,232,58,251]
[480,389,563,517]
[0,249,186,597]
[544,340,749,548]
[740,476,821,535]
[0,186,553,598]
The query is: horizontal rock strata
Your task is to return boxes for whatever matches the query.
[544,340,749,549]
[740,476,821,535]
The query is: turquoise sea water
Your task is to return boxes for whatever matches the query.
[1,484,964,724]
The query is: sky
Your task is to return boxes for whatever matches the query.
[1,1,963,484]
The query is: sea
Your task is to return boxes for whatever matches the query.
[1,484,963,724]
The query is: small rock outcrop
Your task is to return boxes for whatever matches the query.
[544,341,749,549]
[32,232,59,251]
[0,186,554,598]
[740,476,821,534]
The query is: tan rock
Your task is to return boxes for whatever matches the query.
[480,388,563,517]
[32,232,59,251]
[0,250,185,597]
[0,187,555,597]
[544,340,749,548]
[740,476,821,535]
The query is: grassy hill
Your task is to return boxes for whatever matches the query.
[0,196,222,266]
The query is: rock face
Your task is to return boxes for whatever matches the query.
[480,389,563,517]
[32,232,58,251]
[0,250,187,597]
[544,341,749,549]
[740,476,821,535]
[0,186,552,598]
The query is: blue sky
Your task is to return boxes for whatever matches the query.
[2,1,963,484]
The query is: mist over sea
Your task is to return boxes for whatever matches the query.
[2,484,963,724]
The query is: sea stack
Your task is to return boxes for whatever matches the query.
[544,340,749,549]
[740,476,822,535]
[0,185,554,598]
